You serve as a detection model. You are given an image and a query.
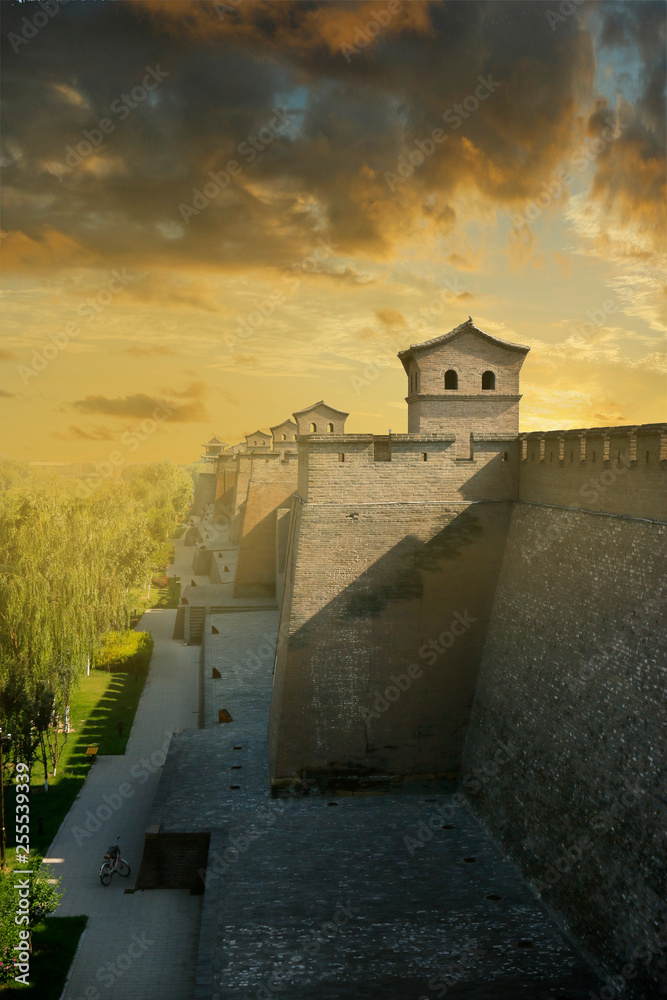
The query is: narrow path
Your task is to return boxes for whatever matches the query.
[47,594,202,1000]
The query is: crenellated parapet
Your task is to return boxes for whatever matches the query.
[518,423,667,520]
[295,432,519,505]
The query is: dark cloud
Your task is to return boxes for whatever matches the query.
[591,2,666,248]
[71,382,208,422]
[1,0,607,273]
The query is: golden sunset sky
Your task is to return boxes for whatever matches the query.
[1,0,665,464]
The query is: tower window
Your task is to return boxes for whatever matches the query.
[338,453,345,463]
[482,371,495,390]
[310,423,317,432]
[444,369,458,390]
[422,453,428,462]
[327,423,334,433]
[282,433,286,440]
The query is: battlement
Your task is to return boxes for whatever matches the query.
[296,434,519,504]
[518,423,667,520]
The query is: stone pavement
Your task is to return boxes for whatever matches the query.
[148,613,608,999]
[46,595,202,1000]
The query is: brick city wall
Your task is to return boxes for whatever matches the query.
[191,471,216,515]
[461,504,667,999]
[297,436,520,505]
[234,453,298,597]
[268,499,513,788]
[229,454,253,543]
[519,424,667,520]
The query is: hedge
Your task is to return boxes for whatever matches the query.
[93,629,154,673]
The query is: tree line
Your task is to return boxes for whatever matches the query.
[0,460,193,790]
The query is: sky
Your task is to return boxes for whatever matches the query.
[1,0,665,464]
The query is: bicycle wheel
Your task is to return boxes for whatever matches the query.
[116,859,131,877]
[100,862,112,886]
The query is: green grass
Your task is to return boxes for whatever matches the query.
[1,916,88,998]
[150,575,180,609]
[3,668,147,858]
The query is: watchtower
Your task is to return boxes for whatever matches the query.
[398,318,530,451]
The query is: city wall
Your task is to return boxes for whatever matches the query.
[462,503,667,998]
[519,424,667,519]
[234,452,298,598]
[268,497,513,788]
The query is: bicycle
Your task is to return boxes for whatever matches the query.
[99,836,131,885]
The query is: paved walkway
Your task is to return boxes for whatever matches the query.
[47,574,202,1000]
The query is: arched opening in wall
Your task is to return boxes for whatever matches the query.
[282,434,287,440]
[310,423,317,432]
[482,370,495,390]
[444,369,458,390]
[327,423,334,433]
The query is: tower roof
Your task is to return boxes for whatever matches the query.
[292,400,349,420]
[245,429,272,440]
[398,318,530,373]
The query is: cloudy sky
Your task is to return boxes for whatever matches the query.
[1,0,665,463]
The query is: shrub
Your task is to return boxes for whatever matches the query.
[93,629,154,673]
[0,863,62,983]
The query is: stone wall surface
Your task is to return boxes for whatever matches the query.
[519,425,667,520]
[297,437,520,504]
[234,454,298,597]
[268,500,513,786]
[461,504,667,999]
[191,471,216,515]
